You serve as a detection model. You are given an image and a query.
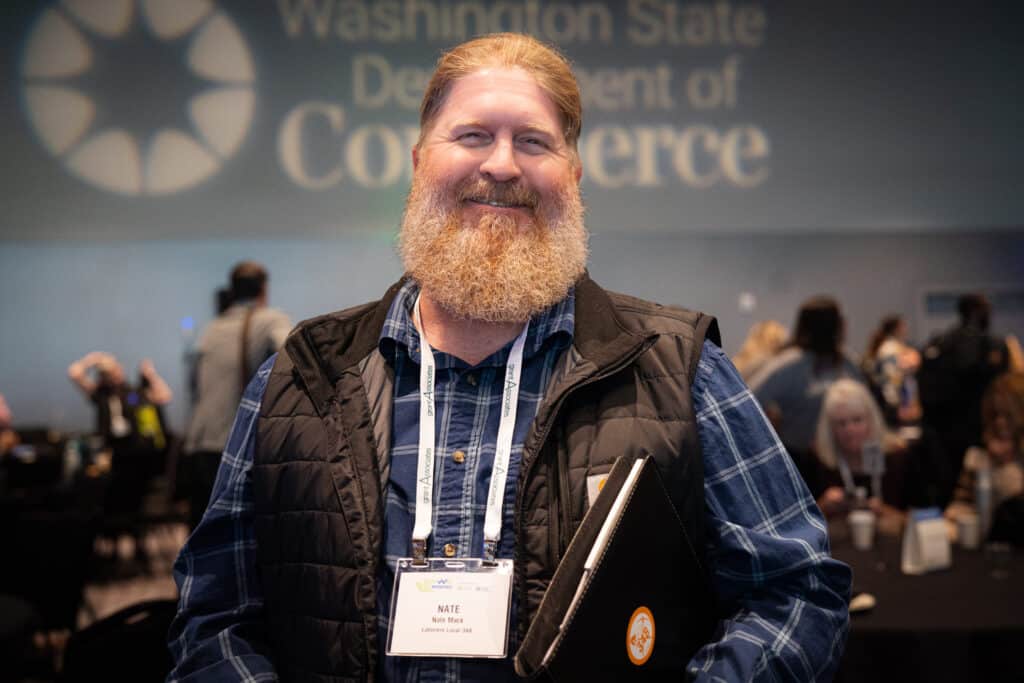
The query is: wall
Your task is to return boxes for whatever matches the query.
[2,231,1020,431]
[2,0,1022,430]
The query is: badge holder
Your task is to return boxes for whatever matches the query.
[388,297,521,659]
[386,557,514,658]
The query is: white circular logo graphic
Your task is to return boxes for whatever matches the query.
[20,0,255,196]
[626,605,655,666]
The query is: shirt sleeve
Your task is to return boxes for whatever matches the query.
[167,357,279,683]
[687,341,852,682]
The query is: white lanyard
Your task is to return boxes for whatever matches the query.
[411,295,528,563]
[837,441,884,501]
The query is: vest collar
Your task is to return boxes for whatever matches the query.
[571,273,648,367]
[285,272,652,417]
[285,277,408,417]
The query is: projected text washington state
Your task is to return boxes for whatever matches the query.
[277,0,765,48]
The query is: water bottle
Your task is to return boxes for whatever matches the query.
[976,465,993,540]
[62,437,82,484]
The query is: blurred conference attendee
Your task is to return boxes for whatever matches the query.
[68,352,172,447]
[918,293,1009,505]
[1007,334,1024,374]
[749,296,863,456]
[68,352,173,564]
[732,319,787,382]
[184,261,291,528]
[945,373,1024,527]
[811,380,922,533]
[863,314,921,427]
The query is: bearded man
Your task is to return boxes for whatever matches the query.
[168,33,850,683]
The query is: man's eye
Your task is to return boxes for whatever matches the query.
[458,132,487,144]
[519,137,548,150]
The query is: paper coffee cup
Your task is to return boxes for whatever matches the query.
[957,512,981,550]
[848,510,876,550]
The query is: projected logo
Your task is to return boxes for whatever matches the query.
[20,0,255,196]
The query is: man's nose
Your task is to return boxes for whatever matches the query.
[479,138,521,183]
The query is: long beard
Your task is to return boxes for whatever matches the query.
[399,173,588,323]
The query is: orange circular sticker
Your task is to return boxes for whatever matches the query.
[626,606,655,666]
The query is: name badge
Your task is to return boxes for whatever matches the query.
[387,558,513,658]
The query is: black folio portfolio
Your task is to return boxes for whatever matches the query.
[514,455,713,681]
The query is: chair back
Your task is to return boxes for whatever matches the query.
[61,599,177,682]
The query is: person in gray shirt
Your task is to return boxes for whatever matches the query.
[184,261,291,527]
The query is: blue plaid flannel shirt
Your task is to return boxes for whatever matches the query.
[168,281,851,682]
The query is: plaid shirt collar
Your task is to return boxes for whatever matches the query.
[379,279,575,368]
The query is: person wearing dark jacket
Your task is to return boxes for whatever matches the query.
[919,293,1010,505]
[167,33,850,683]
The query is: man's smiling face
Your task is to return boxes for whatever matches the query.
[399,66,588,323]
[412,66,581,233]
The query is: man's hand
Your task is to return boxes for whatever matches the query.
[96,353,117,373]
[0,394,15,454]
[0,393,11,430]
[986,436,1014,466]
[898,347,921,371]
[817,486,847,517]
[69,352,106,395]
[869,496,907,536]
[139,359,173,405]
[0,429,18,454]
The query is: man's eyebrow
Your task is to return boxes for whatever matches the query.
[449,120,559,138]
[448,120,486,132]
[516,125,558,139]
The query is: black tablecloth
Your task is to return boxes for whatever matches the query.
[832,525,1024,683]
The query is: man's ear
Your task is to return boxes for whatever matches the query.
[412,146,420,170]
[575,162,582,183]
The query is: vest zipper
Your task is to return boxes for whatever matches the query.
[546,455,562,569]
[545,427,573,566]
[556,429,572,561]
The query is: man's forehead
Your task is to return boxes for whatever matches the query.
[434,67,561,127]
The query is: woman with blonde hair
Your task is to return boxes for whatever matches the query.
[812,379,913,522]
[732,320,787,382]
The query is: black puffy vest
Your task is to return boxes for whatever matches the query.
[253,275,719,682]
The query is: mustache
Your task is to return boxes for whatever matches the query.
[455,179,539,209]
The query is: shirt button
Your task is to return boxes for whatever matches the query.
[466,373,477,386]
[452,450,466,464]
[443,543,457,557]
